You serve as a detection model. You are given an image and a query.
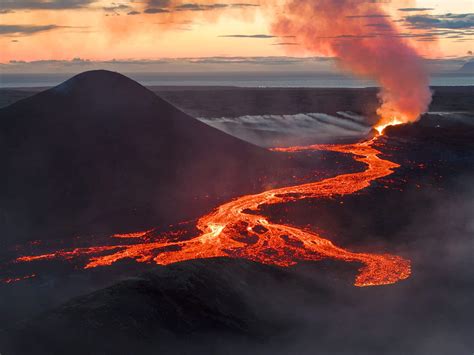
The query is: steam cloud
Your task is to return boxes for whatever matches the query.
[199,112,371,147]
[269,0,433,130]
[145,0,432,131]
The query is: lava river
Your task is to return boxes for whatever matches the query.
[15,137,411,287]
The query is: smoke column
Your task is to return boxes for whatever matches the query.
[269,0,432,133]
[144,0,432,132]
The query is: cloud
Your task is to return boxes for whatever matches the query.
[143,2,258,14]
[127,10,140,15]
[187,56,306,65]
[103,4,131,13]
[1,56,469,77]
[398,8,434,12]
[364,23,392,29]
[405,13,474,29]
[0,24,62,36]
[0,0,96,10]
[175,2,258,11]
[361,23,474,43]
[219,34,277,39]
[175,3,227,11]
[148,0,171,6]
[229,3,258,8]
[0,56,334,74]
[144,7,170,13]
[272,42,299,46]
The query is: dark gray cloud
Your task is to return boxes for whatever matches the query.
[175,2,258,11]
[416,37,437,42]
[364,23,474,43]
[148,0,171,6]
[272,42,299,46]
[0,24,61,36]
[219,34,276,39]
[144,2,258,14]
[365,23,392,29]
[0,0,96,10]
[405,13,474,29]
[175,3,227,11]
[144,7,169,13]
[398,8,434,12]
[127,10,140,15]
[181,56,311,65]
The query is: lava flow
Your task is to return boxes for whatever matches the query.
[15,137,411,287]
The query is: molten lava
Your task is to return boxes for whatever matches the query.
[374,116,406,135]
[15,138,410,287]
[2,274,36,284]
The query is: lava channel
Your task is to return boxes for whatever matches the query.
[15,138,411,287]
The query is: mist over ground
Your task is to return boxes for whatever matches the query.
[2,86,472,146]
[4,174,473,354]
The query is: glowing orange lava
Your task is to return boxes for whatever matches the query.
[374,116,406,135]
[2,274,36,284]
[16,138,410,287]
[112,230,153,239]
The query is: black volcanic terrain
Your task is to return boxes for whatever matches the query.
[0,74,473,355]
[0,71,352,326]
[0,71,319,247]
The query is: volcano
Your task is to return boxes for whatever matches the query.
[0,70,295,246]
[0,78,473,355]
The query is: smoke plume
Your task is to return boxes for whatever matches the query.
[143,0,432,132]
[269,0,432,132]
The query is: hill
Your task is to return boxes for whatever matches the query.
[0,70,295,246]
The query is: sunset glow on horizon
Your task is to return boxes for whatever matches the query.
[0,0,472,65]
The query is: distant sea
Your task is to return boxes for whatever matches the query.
[0,72,472,88]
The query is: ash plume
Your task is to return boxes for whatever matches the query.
[269,0,432,129]
[143,0,432,130]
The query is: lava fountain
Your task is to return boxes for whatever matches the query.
[15,137,411,287]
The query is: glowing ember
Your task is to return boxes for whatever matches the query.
[15,138,411,287]
[112,230,153,239]
[2,274,36,284]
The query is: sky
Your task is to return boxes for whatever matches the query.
[0,0,472,73]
